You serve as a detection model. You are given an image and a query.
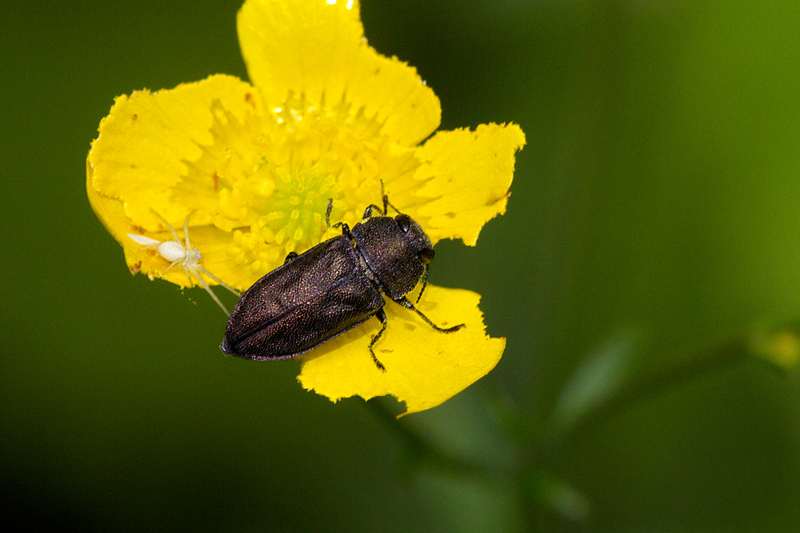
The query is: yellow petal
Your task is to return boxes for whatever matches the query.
[88,74,263,228]
[86,158,134,250]
[297,285,504,416]
[410,123,526,246]
[87,74,267,289]
[238,0,440,145]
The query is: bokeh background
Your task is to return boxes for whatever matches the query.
[4,0,800,530]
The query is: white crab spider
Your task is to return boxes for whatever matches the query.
[127,212,239,315]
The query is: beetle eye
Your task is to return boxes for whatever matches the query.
[396,214,412,233]
[419,248,435,264]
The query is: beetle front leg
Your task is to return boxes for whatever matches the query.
[326,197,376,230]
[362,203,384,220]
[325,200,354,239]
[368,309,388,371]
[394,296,465,333]
[362,179,391,219]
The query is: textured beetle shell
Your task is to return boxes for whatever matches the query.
[222,213,433,361]
[221,235,384,360]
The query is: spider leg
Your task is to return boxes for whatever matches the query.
[162,259,181,275]
[197,265,241,297]
[151,210,183,246]
[192,270,230,315]
[182,213,193,249]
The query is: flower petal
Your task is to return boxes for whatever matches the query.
[87,74,268,289]
[296,285,504,416]
[238,0,440,145]
[88,74,263,227]
[410,123,526,246]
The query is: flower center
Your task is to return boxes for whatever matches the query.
[254,163,334,253]
[181,92,418,282]
[223,162,338,276]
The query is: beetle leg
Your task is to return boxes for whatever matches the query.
[416,265,429,304]
[368,309,388,371]
[284,251,299,264]
[362,203,384,220]
[326,199,355,237]
[394,296,465,333]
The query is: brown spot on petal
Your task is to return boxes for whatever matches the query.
[485,192,511,206]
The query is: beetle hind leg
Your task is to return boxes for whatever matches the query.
[367,309,388,371]
[395,296,465,333]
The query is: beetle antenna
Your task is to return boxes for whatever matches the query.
[378,178,399,215]
[379,179,387,212]
[378,179,402,215]
[383,195,402,215]
[325,198,333,228]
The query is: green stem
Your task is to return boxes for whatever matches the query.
[364,398,489,478]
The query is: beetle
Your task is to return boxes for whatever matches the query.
[220,193,464,370]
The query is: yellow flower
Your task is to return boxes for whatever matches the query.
[86,0,525,415]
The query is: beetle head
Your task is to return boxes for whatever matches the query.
[395,213,435,264]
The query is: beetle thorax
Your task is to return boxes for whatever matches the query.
[351,216,432,300]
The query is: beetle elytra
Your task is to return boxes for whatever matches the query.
[221,194,464,370]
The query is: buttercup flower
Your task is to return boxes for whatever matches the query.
[87,0,525,415]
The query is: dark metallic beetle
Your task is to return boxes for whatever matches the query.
[221,194,464,370]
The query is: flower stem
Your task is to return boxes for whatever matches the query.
[364,398,489,477]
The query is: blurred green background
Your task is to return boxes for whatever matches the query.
[4,0,800,530]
